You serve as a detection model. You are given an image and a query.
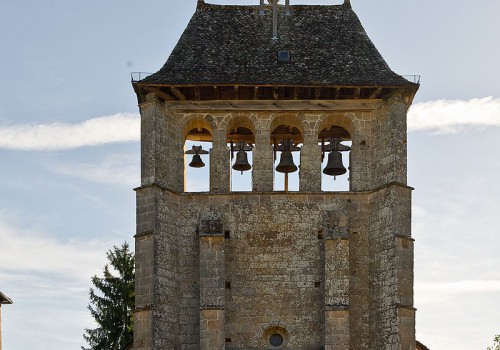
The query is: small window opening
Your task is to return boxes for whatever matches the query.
[270,333,284,347]
[314,281,321,288]
[277,50,291,63]
[318,230,324,240]
[225,282,231,289]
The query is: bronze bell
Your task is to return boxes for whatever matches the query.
[276,151,298,173]
[189,154,205,168]
[232,150,252,172]
[323,151,346,176]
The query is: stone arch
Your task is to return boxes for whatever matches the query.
[270,113,305,136]
[317,112,356,140]
[221,113,257,134]
[181,114,216,141]
[224,114,257,140]
[255,321,295,348]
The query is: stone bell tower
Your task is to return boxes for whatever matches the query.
[131,1,419,349]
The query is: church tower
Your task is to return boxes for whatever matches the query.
[131,1,419,349]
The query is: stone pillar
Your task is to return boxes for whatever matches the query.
[324,213,350,350]
[395,187,415,350]
[252,127,273,192]
[386,95,408,185]
[133,186,157,350]
[140,93,184,192]
[373,95,408,188]
[398,306,416,350]
[210,129,230,193]
[300,133,321,192]
[199,213,225,350]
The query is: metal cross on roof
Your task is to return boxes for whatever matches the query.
[260,0,290,40]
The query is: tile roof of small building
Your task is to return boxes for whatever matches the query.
[141,2,415,88]
[0,291,12,304]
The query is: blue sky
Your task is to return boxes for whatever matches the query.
[0,1,499,349]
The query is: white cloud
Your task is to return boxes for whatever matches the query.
[0,211,114,281]
[409,97,500,133]
[417,280,500,295]
[0,97,498,151]
[50,153,139,187]
[0,113,140,151]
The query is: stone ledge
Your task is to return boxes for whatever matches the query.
[134,305,153,313]
[326,304,349,311]
[134,230,155,239]
[200,305,225,311]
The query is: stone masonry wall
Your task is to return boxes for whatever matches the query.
[136,190,400,349]
[133,96,415,350]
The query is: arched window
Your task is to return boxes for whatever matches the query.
[271,123,302,192]
[226,116,256,192]
[184,121,212,192]
[228,126,254,192]
[319,125,351,192]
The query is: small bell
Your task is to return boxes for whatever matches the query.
[276,150,298,174]
[189,154,205,168]
[323,151,346,177]
[232,149,251,172]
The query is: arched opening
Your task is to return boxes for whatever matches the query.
[227,126,255,192]
[183,119,212,192]
[271,119,303,192]
[226,116,256,192]
[319,125,351,191]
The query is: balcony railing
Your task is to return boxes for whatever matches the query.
[403,75,421,84]
[131,72,153,82]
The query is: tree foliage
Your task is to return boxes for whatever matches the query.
[488,334,500,350]
[82,242,135,350]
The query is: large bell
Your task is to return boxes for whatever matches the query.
[276,151,298,173]
[232,150,252,172]
[323,151,346,176]
[189,154,205,168]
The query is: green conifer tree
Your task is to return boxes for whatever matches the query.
[488,334,500,350]
[82,242,135,350]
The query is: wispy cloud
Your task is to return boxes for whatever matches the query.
[409,97,500,133]
[0,113,139,151]
[0,211,115,281]
[50,153,139,187]
[0,212,125,349]
[417,280,500,294]
[1,97,499,151]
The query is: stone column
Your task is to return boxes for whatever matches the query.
[373,95,408,187]
[300,132,321,192]
[199,214,226,350]
[133,185,157,350]
[210,129,230,193]
[324,214,350,350]
[140,94,184,192]
[140,93,165,187]
[252,126,273,192]
[395,186,415,350]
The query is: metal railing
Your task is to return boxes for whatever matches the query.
[403,75,421,84]
[131,72,153,82]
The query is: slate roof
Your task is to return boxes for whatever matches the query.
[0,291,12,305]
[141,2,415,88]
[416,340,430,350]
